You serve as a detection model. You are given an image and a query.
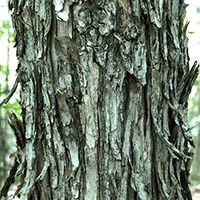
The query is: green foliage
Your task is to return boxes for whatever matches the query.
[0,29,4,38]
[0,9,21,190]
[187,19,200,188]
[188,75,200,184]
[188,31,196,34]
[0,20,14,41]
[188,76,200,135]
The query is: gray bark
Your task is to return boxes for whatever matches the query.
[1,0,198,199]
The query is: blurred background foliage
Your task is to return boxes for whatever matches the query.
[189,77,200,186]
[185,0,200,189]
[0,1,20,191]
[0,0,200,196]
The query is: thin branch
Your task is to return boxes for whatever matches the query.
[0,158,19,198]
[0,75,20,107]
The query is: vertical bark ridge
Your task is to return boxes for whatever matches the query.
[6,0,198,200]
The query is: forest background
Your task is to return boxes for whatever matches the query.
[0,0,200,198]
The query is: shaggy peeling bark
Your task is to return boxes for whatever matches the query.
[1,0,198,199]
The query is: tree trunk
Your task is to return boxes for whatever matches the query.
[3,0,198,199]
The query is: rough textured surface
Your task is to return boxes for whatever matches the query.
[3,0,198,199]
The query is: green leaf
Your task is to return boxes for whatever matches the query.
[188,31,196,34]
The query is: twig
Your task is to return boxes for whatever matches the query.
[0,75,20,107]
[0,158,19,198]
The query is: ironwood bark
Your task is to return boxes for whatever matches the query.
[2,0,198,199]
